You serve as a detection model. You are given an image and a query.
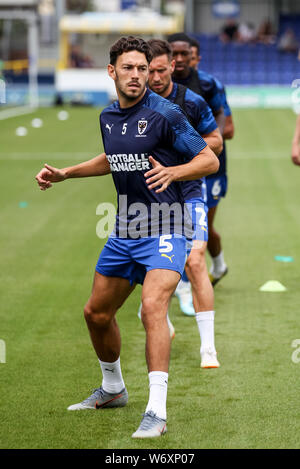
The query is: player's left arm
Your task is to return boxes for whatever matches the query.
[223,115,234,140]
[217,82,234,140]
[145,147,219,194]
[213,108,226,136]
[291,114,300,166]
[222,90,235,140]
[207,80,226,135]
[202,129,223,156]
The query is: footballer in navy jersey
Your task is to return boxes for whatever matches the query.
[205,78,232,207]
[206,78,234,286]
[147,38,222,368]
[187,35,235,287]
[100,87,208,238]
[167,33,226,137]
[35,37,220,438]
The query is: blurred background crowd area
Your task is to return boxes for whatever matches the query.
[0,0,299,108]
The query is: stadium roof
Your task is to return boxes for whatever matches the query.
[59,10,182,35]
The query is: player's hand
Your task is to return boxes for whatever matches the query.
[144,156,175,193]
[291,143,300,166]
[35,164,66,191]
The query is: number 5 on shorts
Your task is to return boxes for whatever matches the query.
[159,235,173,253]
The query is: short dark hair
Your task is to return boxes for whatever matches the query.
[190,37,201,54]
[167,32,193,46]
[147,39,173,61]
[109,36,153,66]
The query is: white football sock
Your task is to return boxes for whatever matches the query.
[211,251,227,275]
[195,311,216,353]
[99,357,125,394]
[145,371,168,420]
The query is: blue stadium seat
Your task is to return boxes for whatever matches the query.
[197,33,300,86]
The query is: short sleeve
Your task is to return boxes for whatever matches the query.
[162,102,208,161]
[198,71,223,114]
[145,92,207,162]
[185,92,218,135]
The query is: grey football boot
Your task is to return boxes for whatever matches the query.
[132,411,167,438]
[67,386,128,410]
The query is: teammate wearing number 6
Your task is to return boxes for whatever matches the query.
[205,77,234,286]
[35,36,219,439]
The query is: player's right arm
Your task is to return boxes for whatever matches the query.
[220,85,234,140]
[291,114,300,166]
[35,153,111,191]
[145,145,219,194]
[223,115,234,140]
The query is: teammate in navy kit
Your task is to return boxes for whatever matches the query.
[166,33,226,304]
[167,32,225,133]
[188,36,235,285]
[35,36,219,438]
[168,33,235,286]
[147,39,222,368]
[206,77,234,285]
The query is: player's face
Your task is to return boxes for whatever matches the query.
[109,50,149,102]
[148,54,175,97]
[190,46,201,70]
[169,41,192,78]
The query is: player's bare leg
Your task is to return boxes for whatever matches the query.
[68,273,134,411]
[185,241,213,312]
[185,241,220,368]
[207,206,228,286]
[132,269,180,438]
[138,297,175,340]
[84,272,135,362]
[141,269,179,372]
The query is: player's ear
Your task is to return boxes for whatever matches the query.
[108,64,116,80]
[170,59,176,73]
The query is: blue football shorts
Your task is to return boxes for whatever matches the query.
[185,197,209,245]
[96,234,187,285]
[181,198,208,283]
[205,174,228,209]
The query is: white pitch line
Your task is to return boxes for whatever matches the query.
[0,106,38,120]
[0,152,92,160]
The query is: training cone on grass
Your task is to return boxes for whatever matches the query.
[259,281,287,292]
[274,255,294,263]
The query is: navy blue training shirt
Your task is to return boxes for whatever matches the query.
[166,82,218,200]
[100,88,208,238]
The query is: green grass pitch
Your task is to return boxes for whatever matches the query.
[0,106,299,449]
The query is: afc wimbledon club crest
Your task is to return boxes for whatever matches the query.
[138,119,148,135]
